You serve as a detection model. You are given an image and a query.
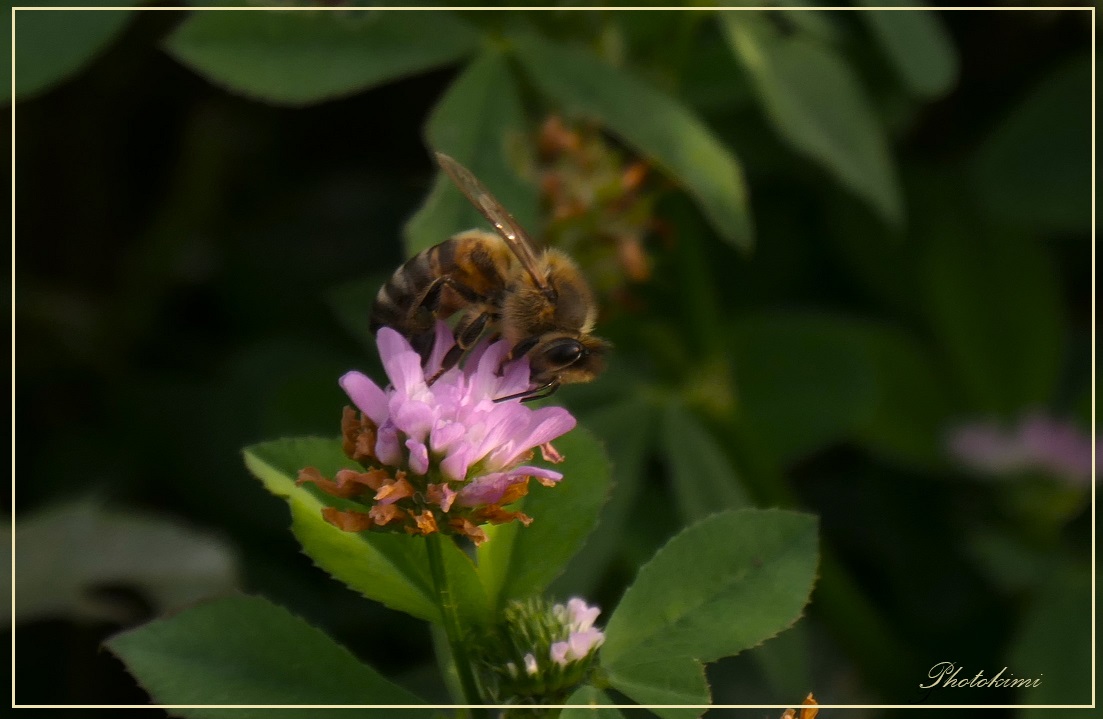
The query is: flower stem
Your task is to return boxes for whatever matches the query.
[426,532,486,719]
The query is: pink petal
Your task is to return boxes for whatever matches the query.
[487,408,576,469]
[424,320,457,379]
[568,628,604,658]
[338,371,389,426]
[406,439,429,475]
[473,408,533,467]
[456,472,523,506]
[441,445,475,482]
[567,598,600,631]
[392,399,436,442]
[467,340,512,399]
[430,421,466,454]
[509,465,563,486]
[375,423,403,466]
[377,327,427,397]
[550,642,570,667]
[495,354,533,398]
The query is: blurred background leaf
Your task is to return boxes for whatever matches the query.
[855,0,959,100]
[164,9,478,105]
[8,2,139,101]
[730,311,878,463]
[1006,564,1091,715]
[404,48,538,256]
[723,11,903,227]
[9,499,239,626]
[13,5,1092,712]
[513,31,754,252]
[971,54,1091,236]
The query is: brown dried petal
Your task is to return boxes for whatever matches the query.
[334,468,390,492]
[449,517,488,546]
[297,467,360,499]
[369,503,405,526]
[321,507,374,532]
[475,506,533,527]
[341,406,378,463]
[410,510,439,536]
[498,479,530,507]
[374,476,414,505]
[425,483,457,511]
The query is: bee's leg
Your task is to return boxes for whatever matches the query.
[520,379,560,402]
[508,336,539,360]
[404,277,450,364]
[427,310,493,385]
[493,379,560,403]
[414,276,490,372]
[494,336,539,375]
[455,311,492,349]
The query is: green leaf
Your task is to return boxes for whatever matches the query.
[602,509,818,666]
[9,4,136,101]
[722,12,902,227]
[856,2,959,99]
[562,685,626,719]
[1008,565,1091,715]
[107,595,427,716]
[512,32,753,252]
[972,55,1091,235]
[476,426,611,609]
[603,655,710,719]
[405,48,539,257]
[730,312,878,462]
[164,10,478,105]
[243,437,489,627]
[662,401,751,523]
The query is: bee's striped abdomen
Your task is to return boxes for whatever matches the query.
[370,244,441,336]
[369,231,512,343]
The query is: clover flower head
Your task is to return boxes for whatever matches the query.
[474,596,605,703]
[298,321,576,544]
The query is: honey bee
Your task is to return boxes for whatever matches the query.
[370,152,609,401]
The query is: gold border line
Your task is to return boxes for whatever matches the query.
[1091,2,1097,712]
[6,6,1102,11]
[6,704,1102,710]
[9,3,1097,713]
[9,4,16,711]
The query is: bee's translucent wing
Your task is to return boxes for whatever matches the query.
[435,152,549,292]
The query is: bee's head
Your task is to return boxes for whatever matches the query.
[528,332,610,386]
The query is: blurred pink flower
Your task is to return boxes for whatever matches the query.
[946,412,1096,486]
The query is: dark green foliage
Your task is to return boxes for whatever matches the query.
[14,6,1092,715]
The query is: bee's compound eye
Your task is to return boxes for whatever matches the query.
[544,339,584,367]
